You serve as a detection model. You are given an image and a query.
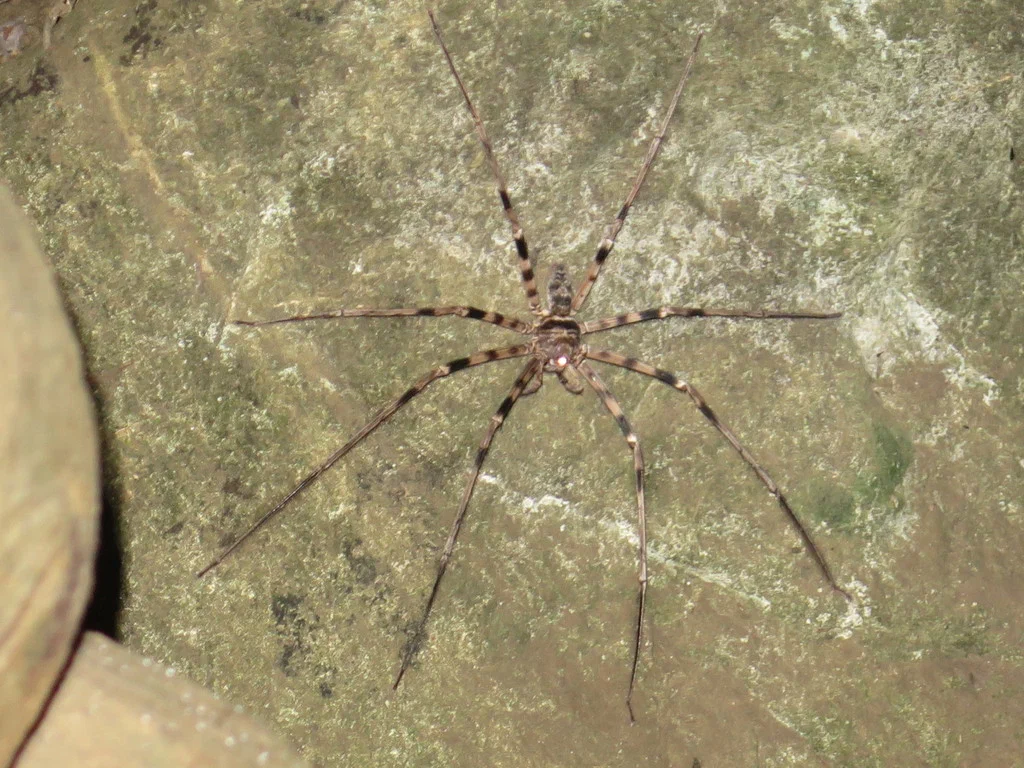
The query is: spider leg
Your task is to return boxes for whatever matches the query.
[234,305,531,334]
[570,34,703,315]
[394,358,542,688]
[521,366,544,395]
[585,348,851,601]
[581,306,841,335]
[196,344,531,577]
[574,360,647,724]
[428,9,542,315]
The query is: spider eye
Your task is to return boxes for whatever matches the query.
[555,355,569,367]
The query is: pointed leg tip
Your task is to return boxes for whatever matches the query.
[626,697,638,725]
[834,584,853,603]
[195,553,226,578]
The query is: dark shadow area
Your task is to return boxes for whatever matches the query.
[64,307,125,639]
[81,459,124,639]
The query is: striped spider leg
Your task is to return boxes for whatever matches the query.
[196,4,549,579]
[196,341,533,578]
[197,8,850,723]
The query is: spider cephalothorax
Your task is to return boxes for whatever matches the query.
[529,313,585,394]
[201,9,851,724]
[516,263,586,393]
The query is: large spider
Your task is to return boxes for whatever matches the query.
[199,9,851,721]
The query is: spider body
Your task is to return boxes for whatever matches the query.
[530,281,587,395]
[199,9,851,722]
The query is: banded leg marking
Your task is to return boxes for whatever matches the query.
[570,34,704,315]
[196,344,531,577]
[581,306,842,335]
[394,358,543,688]
[575,360,648,723]
[428,9,541,314]
[234,305,531,334]
[585,348,850,601]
